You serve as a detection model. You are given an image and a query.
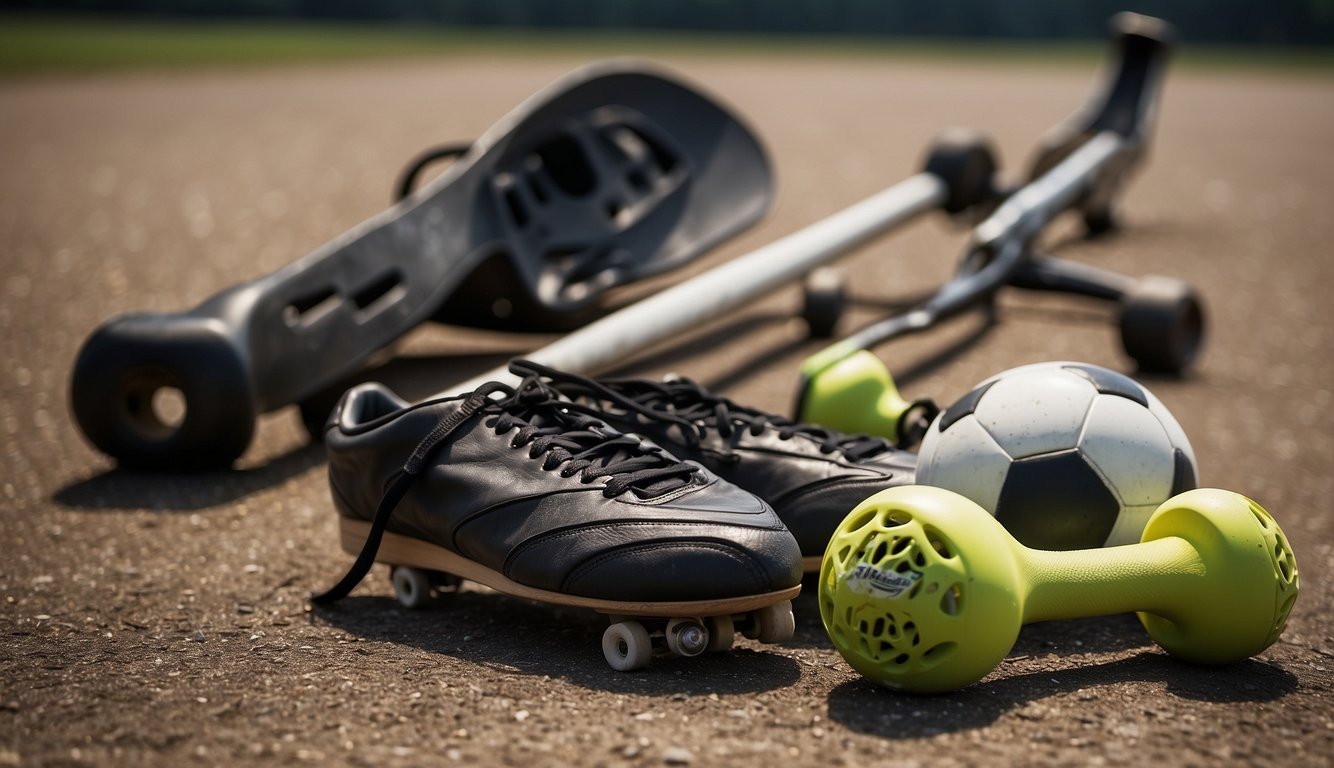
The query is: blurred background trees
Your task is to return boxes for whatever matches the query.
[2,0,1331,46]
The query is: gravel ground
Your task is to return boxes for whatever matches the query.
[1,52,1332,767]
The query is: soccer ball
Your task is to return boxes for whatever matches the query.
[916,361,1197,549]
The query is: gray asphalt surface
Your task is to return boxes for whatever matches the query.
[2,52,1333,767]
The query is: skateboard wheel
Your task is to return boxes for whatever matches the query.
[665,618,709,658]
[923,128,999,215]
[706,615,735,653]
[1084,206,1117,236]
[602,620,653,672]
[390,566,434,610]
[802,267,846,338]
[1119,275,1205,374]
[752,601,796,644]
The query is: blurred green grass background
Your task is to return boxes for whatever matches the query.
[2,14,1331,75]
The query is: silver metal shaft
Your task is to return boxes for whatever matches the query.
[445,171,948,394]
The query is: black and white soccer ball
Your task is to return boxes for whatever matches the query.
[916,362,1197,549]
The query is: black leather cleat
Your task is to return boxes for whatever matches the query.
[313,363,802,670]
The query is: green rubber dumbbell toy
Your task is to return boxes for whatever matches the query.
[797,347,929,445]
[819,485,1300,693]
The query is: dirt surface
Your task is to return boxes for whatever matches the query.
[2,52,1333,767]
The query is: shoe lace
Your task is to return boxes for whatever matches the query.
[313,364,699,604]
[488,376,699,497]
[530,362,899,463]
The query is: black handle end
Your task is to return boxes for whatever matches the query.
[70,314,257,471]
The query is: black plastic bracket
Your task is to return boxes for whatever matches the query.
[70,61,774,469]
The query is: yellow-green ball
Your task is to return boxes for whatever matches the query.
[818,486,1024,693]
[1136,489,1299,663]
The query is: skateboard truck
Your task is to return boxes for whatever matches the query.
[795,13,1204,444]
[69,61,774,470]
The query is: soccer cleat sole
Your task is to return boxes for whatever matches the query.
[336,517,799,671]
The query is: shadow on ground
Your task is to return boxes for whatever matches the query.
[52,441,328,512]
[314,591,804,696]
[825,652,1298,738]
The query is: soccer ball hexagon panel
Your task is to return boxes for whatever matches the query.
[917,362,1197,549]
[972,369,1099,460]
